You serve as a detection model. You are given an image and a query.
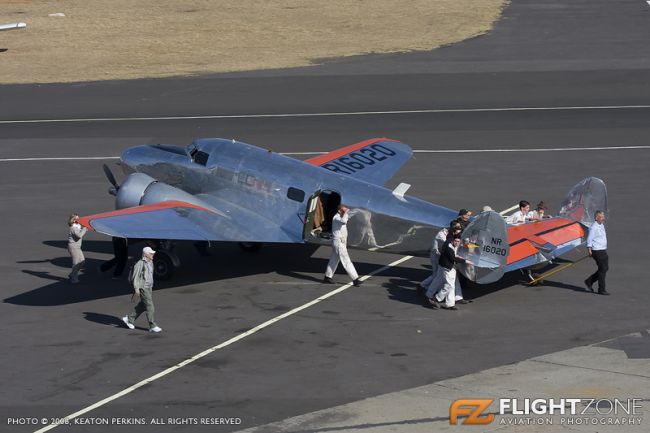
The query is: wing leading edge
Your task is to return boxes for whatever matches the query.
[79,201,222,240]
[305,137,413,185]
[80,198,302,243]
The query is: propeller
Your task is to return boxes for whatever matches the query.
[102,163,119,196]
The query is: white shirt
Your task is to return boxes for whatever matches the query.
[587,222,607,250]
[433,228,448,255]
[331,212,349,241]
[507,210,534,224]
[144,260,155,289]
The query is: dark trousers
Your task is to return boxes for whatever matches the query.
[100,237,128,276]
[586,249,608,292]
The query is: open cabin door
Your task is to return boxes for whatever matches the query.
[303,190,340,244]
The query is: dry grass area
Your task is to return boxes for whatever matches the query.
[1,0,507,84]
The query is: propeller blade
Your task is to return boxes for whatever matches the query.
[102,163,118,188]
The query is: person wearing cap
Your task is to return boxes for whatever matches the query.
[122,246,162,332]
[507,200,534,224]
[67,213,87,284]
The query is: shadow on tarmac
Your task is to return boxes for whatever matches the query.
[5,241,420,306]
[83,311,127,327]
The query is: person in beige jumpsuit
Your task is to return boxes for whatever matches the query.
[67,213,87,284]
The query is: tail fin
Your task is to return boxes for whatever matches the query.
[558,177,608,227]
[456,211,509,284]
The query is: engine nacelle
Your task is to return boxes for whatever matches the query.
[115,173,157,209]
[116,172,208,210]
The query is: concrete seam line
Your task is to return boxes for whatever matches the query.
[528,359,650,380]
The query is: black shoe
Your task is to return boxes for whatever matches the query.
[584,279,594,292]
[323,276,335,284]
[598,290,610,296]
[457,299,472,304]
[427,298,439,309]
[352,278,362,287]
[441,305,459,311]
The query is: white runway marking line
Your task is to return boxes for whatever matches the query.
[3,145,650,163]
[32,255,413,433]
[3,104,650,125]
[0,156,120,162]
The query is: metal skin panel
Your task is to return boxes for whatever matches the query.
[113,139,458,256]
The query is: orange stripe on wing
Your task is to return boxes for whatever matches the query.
[305,137,396,166]
[78,201,210,231]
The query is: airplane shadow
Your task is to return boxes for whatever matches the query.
[43,240,115,255]
[10,240,584,307]
[6,241,417,306]
[385,278,431,308]
[533,280,593,294]
[382,268,569,308]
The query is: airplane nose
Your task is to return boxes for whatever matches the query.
[120,145,147,175]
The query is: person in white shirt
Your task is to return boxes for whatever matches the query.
[67,213,87,284]
[419,225,449,292]
[507,200,534,224]
[324,205,362,287]
[430,235,466,310]
[584,210,609,295]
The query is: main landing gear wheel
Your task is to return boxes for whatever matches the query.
[153,251,174,280]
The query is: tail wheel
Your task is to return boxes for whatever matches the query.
[238,242,263,252]
[153,251,174,280]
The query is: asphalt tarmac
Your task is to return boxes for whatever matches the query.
[1,0,650,432]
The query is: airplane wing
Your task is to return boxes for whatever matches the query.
[505,218,586,272]
[78,199,300,243]
[305,137,413,185]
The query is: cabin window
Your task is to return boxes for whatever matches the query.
[287,187,305,202]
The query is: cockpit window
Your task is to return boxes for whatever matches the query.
[191,149,210,166]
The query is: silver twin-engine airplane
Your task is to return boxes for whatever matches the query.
[0,22,27,31]
[80,138,607,282]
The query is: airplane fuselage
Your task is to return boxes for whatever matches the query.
[119,139,458,256]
